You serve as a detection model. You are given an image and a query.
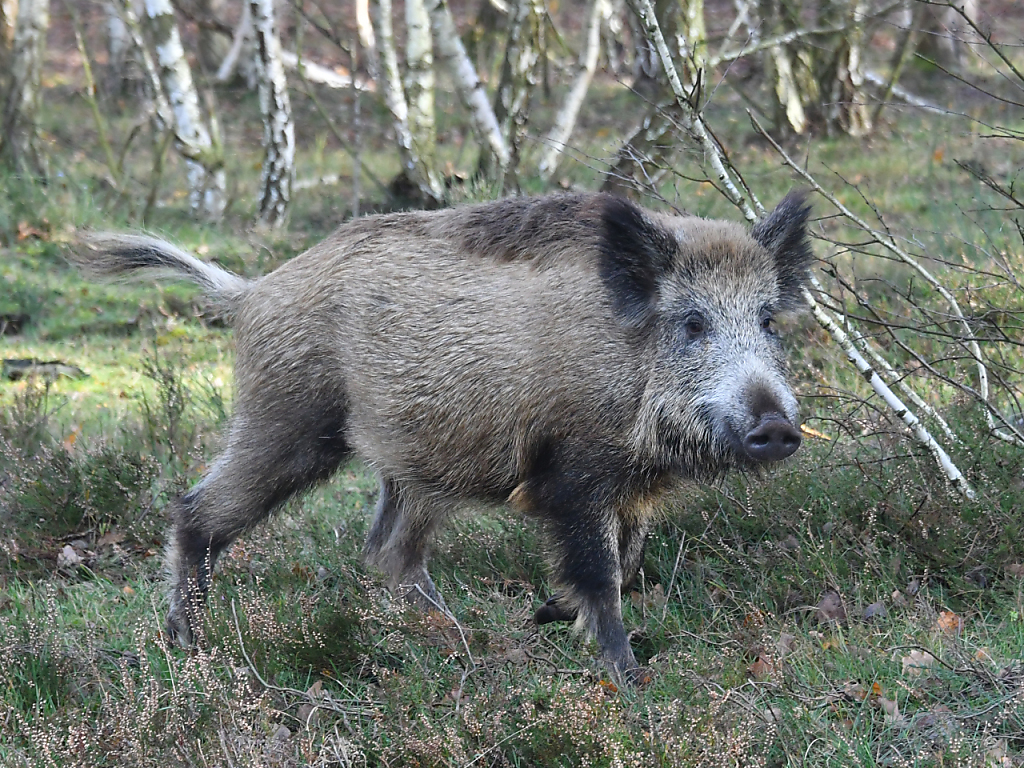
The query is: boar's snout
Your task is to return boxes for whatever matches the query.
[742,414,802,463]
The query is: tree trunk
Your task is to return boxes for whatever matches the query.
[195,0,229,72]
[371,0,443,203]
[916,0,978,71]
[105,0,132,94]
[143,0,226,219]
[824,0,871,137]
[537,0,608,180]
[489,0,543,187]
[0,0,48,176]
[760,0,871,137]
[0,0,17,81]
[423,0,509,171]
[602,0,706,195]
[250,0,294,226]
[404,0,436,164]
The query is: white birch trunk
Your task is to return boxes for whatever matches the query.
[215,2,258,87]
[404,0,436,160]
[105,2,130,79]
[422,0,509,169]
[250,0,294,226]
[826,0,871,136]
[112,0,172,131]
[0,0,48,175]
[143,0,226,219]
[491,0,541,183]
[355,0,377,76]
[537,0,608,180]
[371,0,442,202]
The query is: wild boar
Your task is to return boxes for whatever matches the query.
[77,191,812,683]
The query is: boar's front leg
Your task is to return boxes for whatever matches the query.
[523,445,640,683]
[534,516,650,626]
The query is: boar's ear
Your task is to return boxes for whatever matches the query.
[597,195,677,329]
[751,191,814,310]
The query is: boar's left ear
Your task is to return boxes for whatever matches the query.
[751,191,814,310]
[597,194,677,330]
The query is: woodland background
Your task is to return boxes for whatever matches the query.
[2,0,1024,765]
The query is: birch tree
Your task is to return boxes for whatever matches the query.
[422,0,509,171]
[143,0,226,219]
[759,0,872,137]
[404,0,436,168]
[537,0,610,180]
[371,0,443,203]
[0,0,49,176]
[250,0,294,226]
[1,0,19,76]
[489,0,544,186]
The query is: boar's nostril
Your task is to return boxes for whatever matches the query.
[742,416,801,462]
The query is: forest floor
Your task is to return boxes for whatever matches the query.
[3,20,1024,766]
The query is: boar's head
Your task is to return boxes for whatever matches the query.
[600,192,814,479]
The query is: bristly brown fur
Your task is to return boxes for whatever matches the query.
[73,192,812,684]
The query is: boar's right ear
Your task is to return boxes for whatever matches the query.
[597,195,676,329]
[751,191,814,310]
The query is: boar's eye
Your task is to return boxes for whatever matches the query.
[760,312,775,334]
[682,314,707,342]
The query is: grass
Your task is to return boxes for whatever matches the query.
[3,33,1024,767]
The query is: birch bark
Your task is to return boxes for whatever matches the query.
[422,0,509,170]
[371,0,442,202]
[490,0,542,185]
[404,0,436,162]
[538,0,608,179]
[824,0,871,136]
[250,0,294,226]
[0,0,48,175]
[143,0,226,218]
[0,0,16,53]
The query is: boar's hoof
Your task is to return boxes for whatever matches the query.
[743,415,801,462]
[164,606,195,648]
[393,570,454,618]
[534,595,578,625]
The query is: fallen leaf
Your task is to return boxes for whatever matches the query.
[901,649,937,677]
[816,591,846,624]
[891,590,908,608]
[122,585,135,596]
[598,679,618,694]
[1005,563,1024,578]
[748,655,775,681]
[974,648,993,664]
[934,611,963,636]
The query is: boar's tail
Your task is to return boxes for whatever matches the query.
[74,233,250,309]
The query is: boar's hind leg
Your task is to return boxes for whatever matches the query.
[166,410,351,646]
[364,478,452,615]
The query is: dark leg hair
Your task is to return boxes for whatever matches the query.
[165,408,350,645]
[524,442,639,682]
